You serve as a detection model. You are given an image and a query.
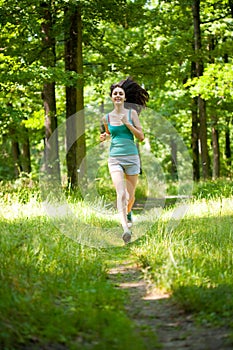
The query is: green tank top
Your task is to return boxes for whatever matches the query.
[106,109,139,157]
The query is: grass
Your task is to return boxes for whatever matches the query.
[0,187,149,349]
[1,178,233,348]
[131,196,233,329]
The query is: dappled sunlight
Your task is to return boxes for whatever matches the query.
[0,199,42,220]
[183,197,233,218]
[157,197,233,222]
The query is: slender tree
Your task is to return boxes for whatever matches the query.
[11,132,22,178]
[208,36,220,178]
[211,114,220,179]
[191,61,200,181]
[192,0,210,179]
[41,1,60,181]
[226,0,233,170]
[225,117,232,170]
[21,124,31,174]
[65,4,86,188]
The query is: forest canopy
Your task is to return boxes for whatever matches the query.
[0,0,232,185]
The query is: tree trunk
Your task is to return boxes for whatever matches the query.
[198,98,211,178]
[11,138,22,178]
[191,61,200,181]
[208,37,220,179]
[229,0,233,17]
[211,115,220,179]
[191,96,200,181]
[41,2,60,181]
[65,5,86,188]
[76,8,86,183]
[225,117,231,170]
[223,47,231,172]
[21,128,31,174]
[170,137,178,180]
[8,103,22,178]
[192,0,210,179]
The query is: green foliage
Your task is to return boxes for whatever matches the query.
[185,63,233,101]
[131,190,233,327]
[0,177,41,203]
[193,178,233,199]
[0,0,233,183]
[0,186,146,349]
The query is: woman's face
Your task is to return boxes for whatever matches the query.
[111,87,125,105]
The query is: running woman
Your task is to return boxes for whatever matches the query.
[100,77,149,244]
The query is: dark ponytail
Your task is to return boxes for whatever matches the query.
[110,77,149,114]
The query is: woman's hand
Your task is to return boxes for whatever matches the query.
[100,132,107,142]
[120,110,144,141]
[120,114,128,125]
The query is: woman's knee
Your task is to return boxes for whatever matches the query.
[117,189,127,202]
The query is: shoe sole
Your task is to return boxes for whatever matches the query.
[122,232,131,244]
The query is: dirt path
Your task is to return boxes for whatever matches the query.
[108,260,232,350]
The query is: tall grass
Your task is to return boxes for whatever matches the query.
[131,192,233,329]
[1,178,233,348]
[0,182,151,350]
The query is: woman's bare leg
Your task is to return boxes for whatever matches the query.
[110,171,129,232]
[125,174,138,214]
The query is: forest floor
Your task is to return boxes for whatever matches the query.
[108,258,232,350]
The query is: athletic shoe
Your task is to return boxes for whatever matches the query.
[127,211,133,228]
[122,230,132,244]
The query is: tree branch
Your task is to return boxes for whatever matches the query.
[201,13,231,24]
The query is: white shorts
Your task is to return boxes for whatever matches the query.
[108,155,140,175]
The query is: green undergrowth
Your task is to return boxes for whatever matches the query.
[193,177,233,199]
[131,196,233,332]
[1,178,233,348]
[0,205,151,349]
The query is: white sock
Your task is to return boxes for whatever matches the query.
[123,225,130,233]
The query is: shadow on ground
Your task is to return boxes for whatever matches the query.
[108,260,233,350]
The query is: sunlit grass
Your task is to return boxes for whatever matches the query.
[0,187,150,349]
[131,195,233,328]
[1,178,233,348]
